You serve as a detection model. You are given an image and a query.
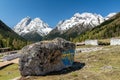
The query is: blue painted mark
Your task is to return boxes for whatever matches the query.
[62,49,75,66]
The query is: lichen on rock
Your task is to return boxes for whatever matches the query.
[19,38,75,76]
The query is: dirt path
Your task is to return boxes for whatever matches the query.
[0,58,19,69]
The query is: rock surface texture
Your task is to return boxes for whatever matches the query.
[19,38,75,76]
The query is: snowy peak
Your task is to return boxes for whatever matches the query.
[14,12,117,38]
[14,17,52,36]
[56,12,105,31]
[17,16,31,27]
[18,16,31,26]
[105,13,117,20]
[13,17,31,35]
[73,13,81,17]
[32,18,49,28]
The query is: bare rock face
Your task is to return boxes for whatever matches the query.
[19,38,75,76]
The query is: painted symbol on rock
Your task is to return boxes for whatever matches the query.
[62,49,75,67]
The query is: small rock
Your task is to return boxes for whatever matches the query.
[101,65,113,71]
[84,75,88,78]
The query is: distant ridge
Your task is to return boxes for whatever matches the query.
[44,12,116,40]
[13,12,117,42]
[73,12,120,42]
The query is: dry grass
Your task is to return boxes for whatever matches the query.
[20,45,120,80]
[0,64,20,80]
[98,39,110,45]
[0,45,120,80]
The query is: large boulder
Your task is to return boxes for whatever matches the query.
[19,38,75,76]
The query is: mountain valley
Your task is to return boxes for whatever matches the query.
[13,12,117,42]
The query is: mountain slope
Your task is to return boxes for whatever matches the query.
[0,20,28,49]
[22,31,43,42]
[14,17,52,41]
[44,12,105,40]
[62,23,92,40]
[105,13,117,20]
[13,17,32,35]
[73,12,120,42]
[57,13,104,31]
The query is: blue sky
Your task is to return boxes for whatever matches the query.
[0,0,120,28]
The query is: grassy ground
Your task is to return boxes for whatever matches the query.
[20,46,120,80]
[76,45,99,48]
[0,64,20,80]
[0,46,120,80]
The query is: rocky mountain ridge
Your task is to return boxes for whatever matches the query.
[13,12,117,41]
[14,17,52,36]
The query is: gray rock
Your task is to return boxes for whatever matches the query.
[100,65,113,71]
[2,53,21,61]
[19,38,75,76]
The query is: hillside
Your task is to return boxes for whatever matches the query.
[44,23,92,41]
[73,12,120,42]
[62,23,92,41]
[0,20,29,49]
[22,32,43,42]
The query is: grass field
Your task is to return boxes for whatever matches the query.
[20,45,120,80]
[0,46,120,80]
[0,64,20,80]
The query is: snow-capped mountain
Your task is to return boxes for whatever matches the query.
[14,12,117,41]
[13,16,31,35]
[105,13,117,20]
[45,12,117,40]
[14,17,52,36]
[56,12,105,31]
